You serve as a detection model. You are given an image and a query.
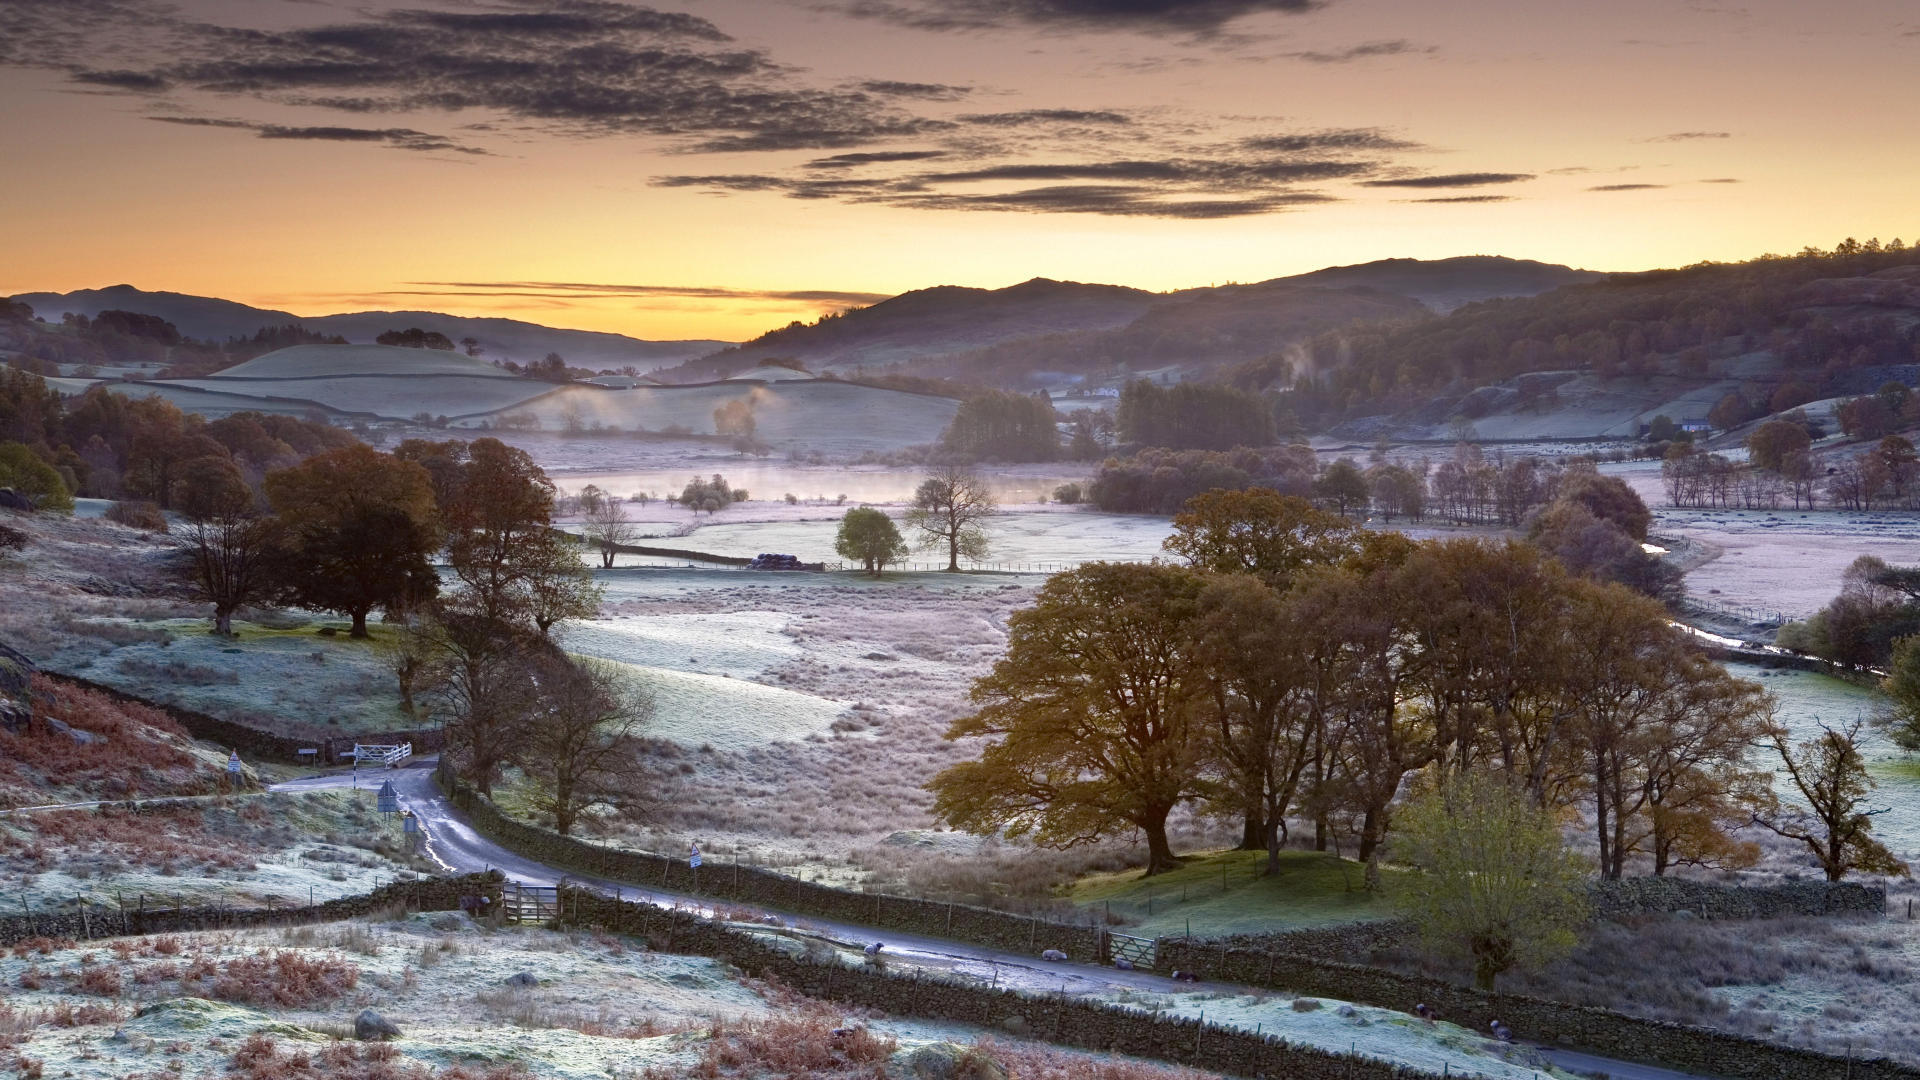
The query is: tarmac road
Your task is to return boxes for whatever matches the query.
[273,760,1718,1080]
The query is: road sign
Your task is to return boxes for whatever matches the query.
[226,751,241,775]
[377,780,399,814]
[689,842,702,869]
[402,812,417,833]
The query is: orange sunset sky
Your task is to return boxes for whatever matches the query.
[2,0,1916,342]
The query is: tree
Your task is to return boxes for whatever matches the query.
[905,467,997,572]
[1747,419,1812,472]
[520,531,602,637]
[1313,458,1370,518]
[443,438,562,626]
[580,495,636,569]
[417,612,543,796]
[0,442,73,512]
[376,328,455,350]
[521,656,654,835]
[927,563,1209,874]
[173,455,277,636]
[835,506,909,576]
[1391,771,1589,992]
[1754,718,1910,881]
[940,390,1060,462]
[265,445,441,637]
[1880,635,1920,751]
[713,399,756,439]
[1163,488,1360,588]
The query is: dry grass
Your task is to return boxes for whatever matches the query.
[969,1037,1222,1080]
[690,1008,896,1080]
[473,986,690,1039]
[225,1034,532,1080]
[0,674,216,807]
[206,949,360,1007]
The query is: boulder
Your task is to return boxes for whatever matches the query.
[902,1042,1008,1080]
[45,716,104,746]
[504,971,538,987]
[0,489,31,512]
[354,1009,400,1041]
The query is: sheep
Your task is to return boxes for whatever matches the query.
[1040,949,1068,962]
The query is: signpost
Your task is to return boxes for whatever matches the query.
[226,751,241,791]
[377,780,399,815]
[689,842,702,869]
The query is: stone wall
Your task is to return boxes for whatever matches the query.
[0,872,501,948]
[1588,875,1886,919]
[1154,936,1918,1080]
[552,885,1446,1080]
[47,672,444,765]
[440,768,1108,959]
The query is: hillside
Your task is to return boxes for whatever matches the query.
[10,285,730,371]
[663,257,1589,388]
[1282,244,1920,437]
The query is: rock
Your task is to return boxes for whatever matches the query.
[354,1009,400,1041]
[998,1014,1030,1037]
[903,1042,1008,1080]
[505,971,538,987]
[1291,998,1322,1012]
[1338,1004,1358,1018]
[45,716,104,745]
[0,489,31,512]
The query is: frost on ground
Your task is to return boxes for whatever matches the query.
[1,790,438,909]
[0,917,1236,1080]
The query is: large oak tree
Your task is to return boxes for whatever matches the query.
[265,445,441,637]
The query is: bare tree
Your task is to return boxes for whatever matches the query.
[580,495,637,569]
[905,466,998,572]
[1753,718,1909,881]
[418,612,544,796]
[522,656,655,835]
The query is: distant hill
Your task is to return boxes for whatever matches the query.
[1272,256,1604,313]
[662,257,1593,388]
[9,285,730,372]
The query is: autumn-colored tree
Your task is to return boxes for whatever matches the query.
[1746,419,1812,472]
[0,441,73,512]
[1552,468,1652,541]
[442,437,559,625]
[1392,770,1589,992]
[521,656,654,835]
[264,445,441,637]
[1187,574,1315,867]
[1754,718,1910,882]
[1163,488,1360,588]
[834,506,909,576]
[1312,458,1370,518]
[905,466,997,572]
[927,563,1209,873]
[173,455,278,636]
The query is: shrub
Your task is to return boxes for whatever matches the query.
[72,966,123,997]
[1052,483,1082,505]
[0,442,73,512]
[227,1035,531,1080]
[695,1010,895,1078]
[104,500,168,532]
[208,950,359,1007]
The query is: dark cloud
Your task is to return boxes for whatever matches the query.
[1588,183,1666,191]
[404,281,891,304]
[919,157,1374,185]
[1700,177,1740,183]
[836,0,1321,36]
[804,150,950,168]
[5,0,948,154]
[1241,129,1423,153]
[957,109,1133,127]
[1282,39,1435,64]
[1360,172,1532,188]
[879,184,1333,218]
[857,80,971,100]
[148,116,489,154]
[1405,195,1513,203]
[1647,131,1732,141]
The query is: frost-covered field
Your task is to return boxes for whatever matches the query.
[171,375,553,419]
[0,914,1567,1080]
[661,506,1174,568]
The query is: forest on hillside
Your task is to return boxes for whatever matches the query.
[1265,240,1920,427]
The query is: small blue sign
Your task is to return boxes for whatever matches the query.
[377,780,399,814]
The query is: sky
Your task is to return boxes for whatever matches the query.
[1,0,1916,343]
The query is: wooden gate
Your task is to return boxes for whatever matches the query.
[502,883,558,925]
[1106,931,1156,968]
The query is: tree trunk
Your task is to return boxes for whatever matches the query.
[946,533,960,572]
[1141,814,1180,876]
[214,606,234,637]
[1239,814,1264,852]
[350,609,370,638]
[599,546,615,569]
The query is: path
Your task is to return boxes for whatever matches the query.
[272,760,1716,1080]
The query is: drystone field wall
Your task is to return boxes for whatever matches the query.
[1588,875,1886,919]
[49,672,444,765]
[0,872,501,947]
[441,769,1106,958]
[1153,936,1918,1080]
[552,885,1446,1080]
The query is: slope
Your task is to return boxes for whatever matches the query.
[11,285,730,372]
[1273,255,1603,313]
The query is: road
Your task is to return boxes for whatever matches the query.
[271,760,1716,1080]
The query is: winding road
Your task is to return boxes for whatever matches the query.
[269,759,1714,1080]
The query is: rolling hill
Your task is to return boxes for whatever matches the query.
[660,257,1595,387]
[9,285,730,371]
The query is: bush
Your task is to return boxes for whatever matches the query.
[1052,483,1083,505]
[0,442,72,512]
[208,950,359,1007]
[103,500,167,532]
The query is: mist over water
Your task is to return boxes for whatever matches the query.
[560,463,1096,505]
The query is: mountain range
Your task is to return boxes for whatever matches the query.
[8,285,731,372]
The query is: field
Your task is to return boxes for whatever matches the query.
[210,345,516,380]
[667,506,1173,568]
[170,375,553,419]
[1068,850,1402,939]
[0,913,1570,1080]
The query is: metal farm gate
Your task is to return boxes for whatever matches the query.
[1105,931,1155,968]
[502,883,558,925]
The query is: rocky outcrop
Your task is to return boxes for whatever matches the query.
[0,641,34,734]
